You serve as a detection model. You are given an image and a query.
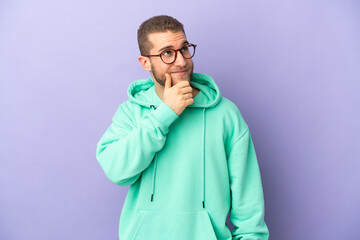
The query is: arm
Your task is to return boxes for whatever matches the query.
[228,128,269,240]
[96,102,178,186]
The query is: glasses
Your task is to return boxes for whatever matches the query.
[143,43,197,64]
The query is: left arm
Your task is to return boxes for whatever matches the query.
[228,128,269,240]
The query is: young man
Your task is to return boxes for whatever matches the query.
[96,15,269,240]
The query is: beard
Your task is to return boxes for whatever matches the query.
[150,61,194,87]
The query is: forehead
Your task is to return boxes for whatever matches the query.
[147,31,187,52]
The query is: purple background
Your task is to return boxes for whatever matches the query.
[1,0,359,239]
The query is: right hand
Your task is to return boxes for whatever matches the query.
[163,73,194,116]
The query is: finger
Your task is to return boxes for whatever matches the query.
[185,98,194,105]
[173,80,190,88]
[183,93,193,99]
[180,87,193,94]
[165,73,172,89]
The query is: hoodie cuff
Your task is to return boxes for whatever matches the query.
[152,102,179,128]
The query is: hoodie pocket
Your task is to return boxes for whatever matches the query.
[128,210,217,240]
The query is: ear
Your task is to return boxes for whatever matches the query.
[138,56,152,72]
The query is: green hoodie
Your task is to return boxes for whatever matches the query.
[96,73,269,240]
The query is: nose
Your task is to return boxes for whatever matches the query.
[173,50,187,67]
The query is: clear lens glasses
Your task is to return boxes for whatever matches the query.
[160,44,196,64]
[144,44,197,64]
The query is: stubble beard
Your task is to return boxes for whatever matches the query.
[150,62,194,87]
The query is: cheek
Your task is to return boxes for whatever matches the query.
[158,65,170,74]
[188,59,194,66]
[150,60,168,73]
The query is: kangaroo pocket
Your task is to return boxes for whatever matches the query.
[128,210,217,240]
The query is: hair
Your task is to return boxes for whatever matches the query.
[137,15,185,55]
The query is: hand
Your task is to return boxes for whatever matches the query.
[163,73,194,115]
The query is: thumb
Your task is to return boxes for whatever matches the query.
[165,73,172,89]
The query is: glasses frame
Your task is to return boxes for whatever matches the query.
[143,43,197,64]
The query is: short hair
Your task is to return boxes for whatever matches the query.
[137,15,185,55]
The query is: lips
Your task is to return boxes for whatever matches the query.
[170,69,188,76]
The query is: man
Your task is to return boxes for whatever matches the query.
[96,15,269,240]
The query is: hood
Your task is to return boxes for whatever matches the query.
[127,73,222,108]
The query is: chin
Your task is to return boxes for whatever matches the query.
[174,76,191,84]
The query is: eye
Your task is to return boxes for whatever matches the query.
[181,45,189,52]
[162,50,173,56]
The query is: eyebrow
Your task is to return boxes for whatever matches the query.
[158,40,189,53]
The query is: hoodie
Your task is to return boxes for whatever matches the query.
[96,73,269,240]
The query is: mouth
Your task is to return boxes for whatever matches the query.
[170,70,187,76]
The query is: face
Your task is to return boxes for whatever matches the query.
[139,31,194,87]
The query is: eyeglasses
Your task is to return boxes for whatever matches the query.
[143,43,197,64]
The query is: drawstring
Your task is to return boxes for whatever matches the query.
[151,154,157,202]
[150,105,157,202]
[149,104,207,209]
[202,108,206,208]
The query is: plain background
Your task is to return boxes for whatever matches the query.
[1,0,359,239]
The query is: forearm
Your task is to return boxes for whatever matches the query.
[96,102,178,185]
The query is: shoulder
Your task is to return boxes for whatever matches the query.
[112,100,141,122]
[217,97,247,124]
[213,97,249,141]
[217,97,240,112]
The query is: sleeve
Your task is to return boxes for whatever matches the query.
[96,102,178,186]
[228,127,269,240]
